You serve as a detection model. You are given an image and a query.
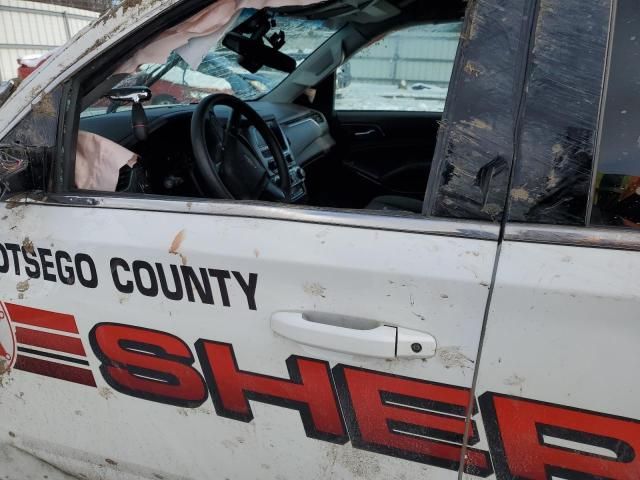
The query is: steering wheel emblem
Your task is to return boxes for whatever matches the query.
[0,306,16,372]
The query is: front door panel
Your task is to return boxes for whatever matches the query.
[0,202,496,479]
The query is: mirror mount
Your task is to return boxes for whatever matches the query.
[222,9,296,74]
[104,87,152,142]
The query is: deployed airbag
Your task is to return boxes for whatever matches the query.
[75,131,138,191]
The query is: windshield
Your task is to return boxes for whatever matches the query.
[83,11,337,117]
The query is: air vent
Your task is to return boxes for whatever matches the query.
[309,112,325,124]
[284,111,325,126]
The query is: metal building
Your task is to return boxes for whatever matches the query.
[0,0,98,81]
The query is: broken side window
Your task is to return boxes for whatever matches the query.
[590,0,640,228]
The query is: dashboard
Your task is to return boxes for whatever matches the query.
[79,101,335,202]
[248,120,307,202]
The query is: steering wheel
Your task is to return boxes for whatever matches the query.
[191,94,291,202]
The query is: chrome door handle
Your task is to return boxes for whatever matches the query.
[354,129,376,137]
[270,312,436,359]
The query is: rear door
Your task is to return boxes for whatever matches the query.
[471,0,640,478]
[0,1,532,480]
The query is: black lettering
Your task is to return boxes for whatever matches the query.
[38,248,56,282]
[22,247,41,279]
[156,263,183,301]
[208,269,231,307]
[180,266,213,305]
[75,253,98,288]
[233,272,258,311]
[111,258,132,293]
[5,243,21,275]
[0,244,9,274]
[56,251,75,285]
[133,261,159,297]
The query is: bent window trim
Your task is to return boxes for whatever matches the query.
[505,223,640,252]
[4,192,499,242]
[585,0,618,225]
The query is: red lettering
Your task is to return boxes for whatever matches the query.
[480,392,640,479]
[89,322,640,479]
[333,365,492,477]
[195,340,348,444]
[90,323,208,407]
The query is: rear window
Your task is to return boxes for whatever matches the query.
[590,0,640,227]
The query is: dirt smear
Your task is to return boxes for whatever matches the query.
[438,346,475,370]
[303,282,327,298]
[16,280,29,293]
[22,237,34,255]
[31,93,57,118]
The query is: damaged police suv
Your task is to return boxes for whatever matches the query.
[0,0,639,479]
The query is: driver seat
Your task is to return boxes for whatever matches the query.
[366,196,423,213]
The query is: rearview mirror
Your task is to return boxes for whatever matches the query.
[222,33,296,74]
[222,9,296,74]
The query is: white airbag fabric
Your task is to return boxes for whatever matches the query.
[76,131,138,191]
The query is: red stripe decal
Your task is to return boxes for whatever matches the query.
[5,303,79,334]
[14,356,96,387]
[15,327,86,357]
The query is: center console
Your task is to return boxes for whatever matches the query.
[249,120,306,202]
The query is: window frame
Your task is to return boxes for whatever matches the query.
[42,0,513,240]
[503,0,615,228]
[423,0,538,223]
[586,0,640,230]
[500,0,640,251]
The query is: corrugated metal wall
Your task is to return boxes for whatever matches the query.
[0,0,97,81]
[350,26,461,86]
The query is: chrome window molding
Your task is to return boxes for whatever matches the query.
[4,193,500,242]
[586,0,618,225]
[506,223,640,251]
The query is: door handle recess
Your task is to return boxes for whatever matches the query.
[354,129,376,137]
[270,312,436,359]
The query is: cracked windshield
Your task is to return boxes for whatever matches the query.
[82,10,461,117]
[82,10,337,117]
